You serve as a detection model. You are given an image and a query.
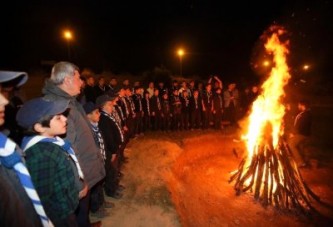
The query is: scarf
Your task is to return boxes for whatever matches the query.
[21,136,84,180]
[91,123,106,162]
[0,133,53,227]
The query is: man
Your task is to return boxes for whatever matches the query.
[42,62,105,227]
[0,71,47,227]
[288,100,312,168]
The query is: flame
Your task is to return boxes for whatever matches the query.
[244,26,291,160]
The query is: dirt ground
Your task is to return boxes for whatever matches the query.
[97,128,333,227]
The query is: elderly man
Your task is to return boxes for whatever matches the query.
[42,62,105,227]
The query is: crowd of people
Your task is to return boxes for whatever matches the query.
[0,61,312,227]
[79,74,260,133]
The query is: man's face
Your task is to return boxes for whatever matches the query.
[0,85,9,126]
[206,84,212,92]
[87,77,95,86]
[98,78,105,86]
[111,79,117,86]
[68,70,83,96]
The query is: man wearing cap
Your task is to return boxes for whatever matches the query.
[0,71,46,227]
[16,97,83,226]
[42,62,105,227]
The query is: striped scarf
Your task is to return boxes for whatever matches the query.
[21,136,84,180]
[0,133,53,227]
[101,111,124,143]
[90,123,106,163]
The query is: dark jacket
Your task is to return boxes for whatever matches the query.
[0,165,42,227]
[189,96,202,112]
[151,95,162,114]
[99,112,119,158]
[213,94,224,113]
[42,80,105,190]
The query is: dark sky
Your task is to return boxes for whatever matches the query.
[1,0,332,82]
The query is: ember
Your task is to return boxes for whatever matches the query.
[229,25,319,213]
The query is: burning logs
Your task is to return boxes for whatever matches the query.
[229,135,320,213]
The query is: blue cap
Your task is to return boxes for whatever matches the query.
[83,102,99,114]
[96,94,117,107]
[16,97,69,129]
[0,71,28,87]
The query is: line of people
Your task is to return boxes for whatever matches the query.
[79,75,260,133]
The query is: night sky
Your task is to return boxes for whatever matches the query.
[1,0,332,82]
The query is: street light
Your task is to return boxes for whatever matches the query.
[263,60,270,67]
[63,30,73,60]
[302,64,310,71]
[177,48,184,76]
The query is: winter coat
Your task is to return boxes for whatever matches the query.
[42,80,105,190]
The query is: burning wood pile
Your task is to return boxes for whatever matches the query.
[229,26,319,213]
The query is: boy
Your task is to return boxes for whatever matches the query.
[83,102,114,218]
[97,95,124,199]
[16,97,86,226]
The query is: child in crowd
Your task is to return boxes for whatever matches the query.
[97,95,124,199]
[83,102,114,218]
[16,97,86,227]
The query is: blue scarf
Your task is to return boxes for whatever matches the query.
[21,136,84,179]
[0,133,53,227]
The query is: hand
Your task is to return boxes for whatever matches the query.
[152,112,155,116]
[111,154,117,163]
[79,181,88,199]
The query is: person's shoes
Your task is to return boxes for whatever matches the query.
[117,185,125,191]
[110,191,123,199]
[90,221,102,227]
[118,172,124,178]
[91,208,110,218]
[103,201,115,208]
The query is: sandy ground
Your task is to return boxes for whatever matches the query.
[93,128,333,227]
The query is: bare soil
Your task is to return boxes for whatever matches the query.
[99,129,333,227]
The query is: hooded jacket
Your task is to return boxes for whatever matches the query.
[42,80,105,189]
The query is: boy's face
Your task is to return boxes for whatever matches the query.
[0,85,9,126]
[43,114,67,137]
[102,101,113,114]
[87,109,100,123]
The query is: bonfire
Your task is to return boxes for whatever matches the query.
[229,25,319,213]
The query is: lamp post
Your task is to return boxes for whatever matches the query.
[177,49,184,76]
[63,30,73,60]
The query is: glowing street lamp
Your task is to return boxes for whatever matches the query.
[63,30,73,60]
[177,48,185,76]
[303,64,310,71]
[263,60,270,67]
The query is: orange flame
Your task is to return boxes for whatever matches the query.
[244,26,291,161]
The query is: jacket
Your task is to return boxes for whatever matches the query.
[42,80,105,189]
